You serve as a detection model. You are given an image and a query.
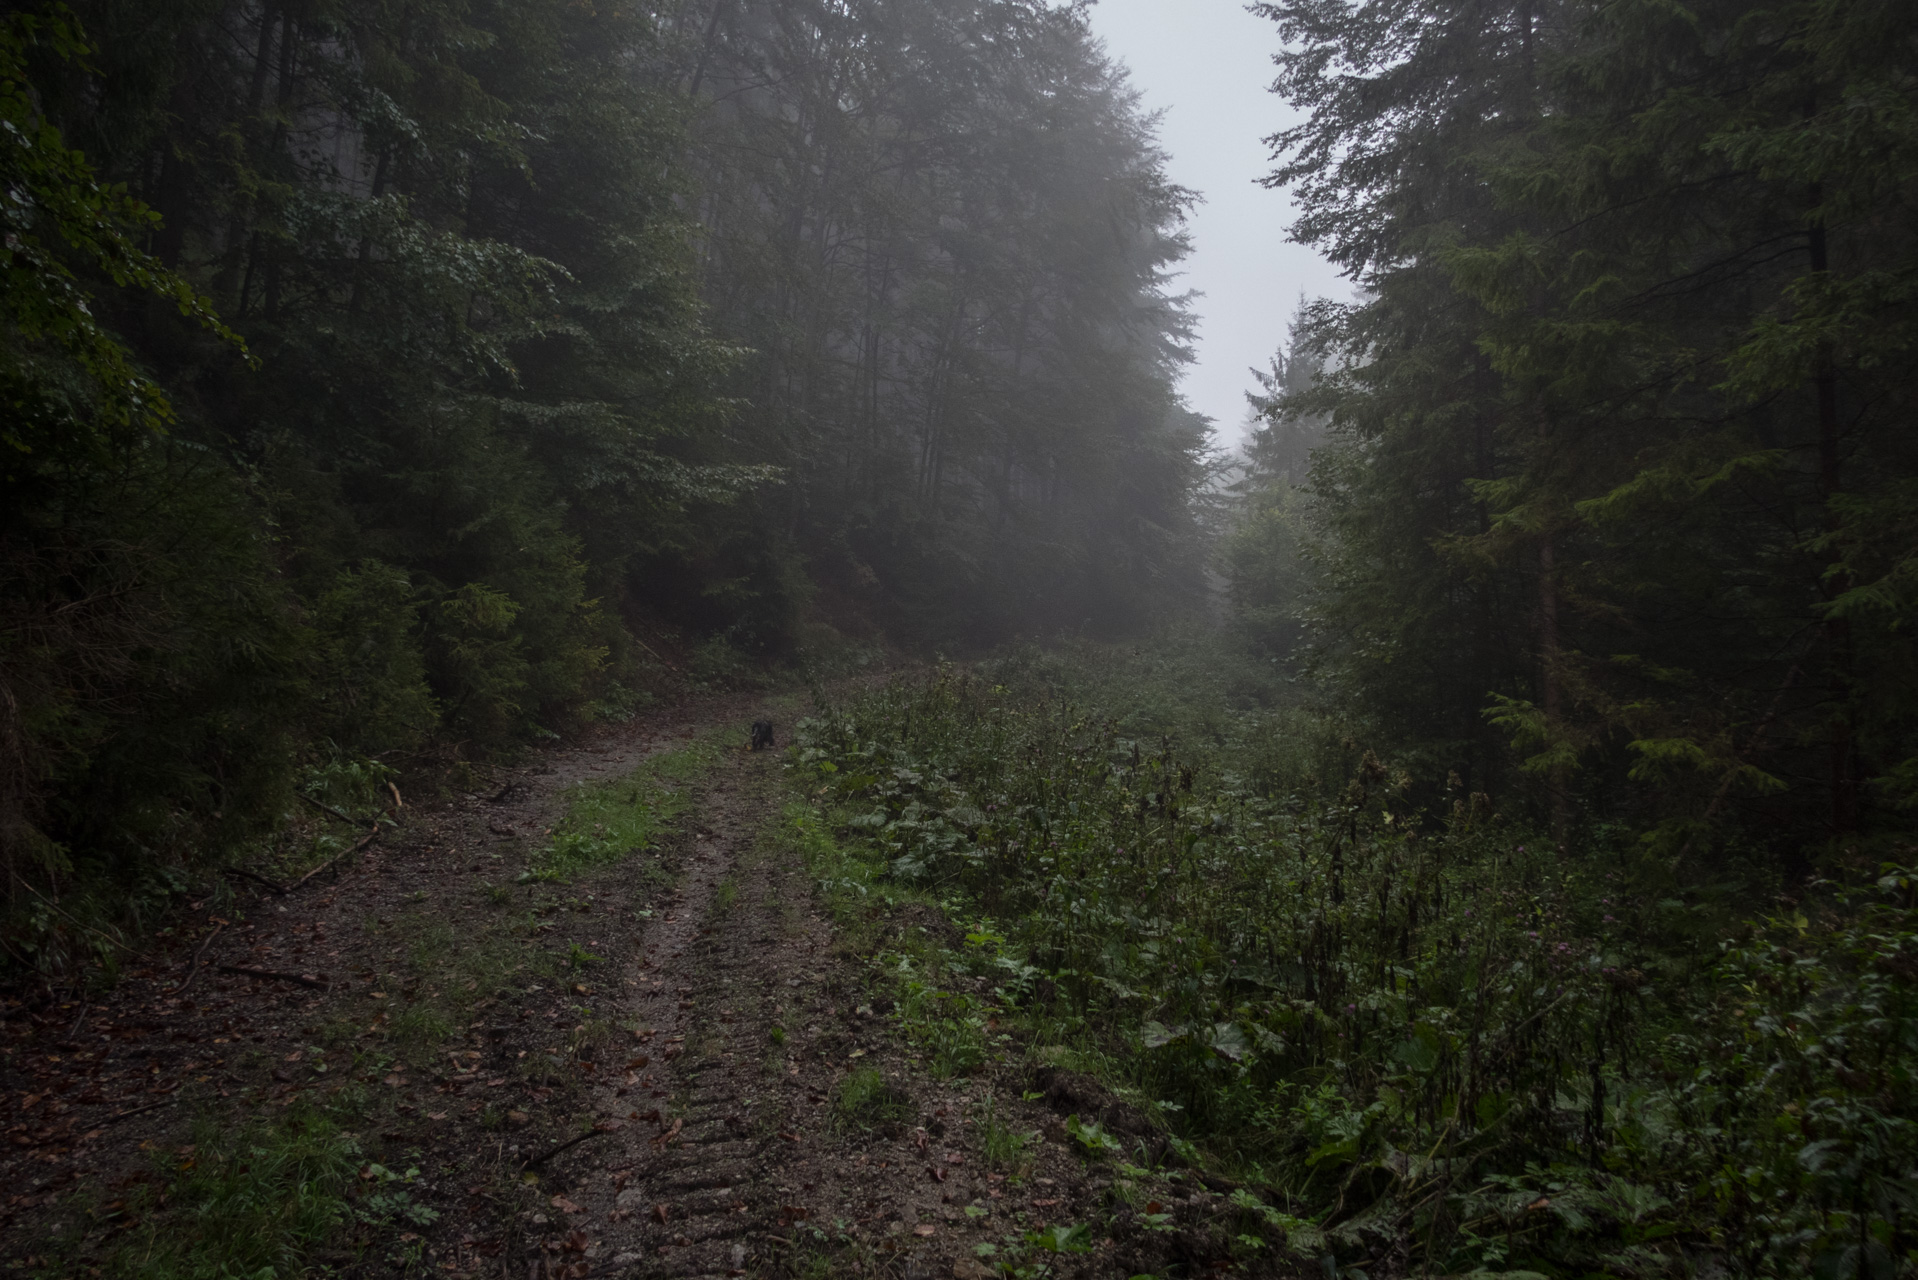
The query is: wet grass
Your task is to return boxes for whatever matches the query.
[23,725,752,1280]
[834,1066,913,1133]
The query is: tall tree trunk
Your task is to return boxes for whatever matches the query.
[347,148,392,315]
[217,1,280,305]
[686,0,730,98]
[1539,531,1569,847]
[1809,189,1855,834]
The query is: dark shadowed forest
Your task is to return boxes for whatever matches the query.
[1,0,1915,1277]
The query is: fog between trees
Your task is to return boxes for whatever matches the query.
[2,0,1914,921]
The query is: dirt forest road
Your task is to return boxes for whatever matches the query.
[2,683,1240,1280]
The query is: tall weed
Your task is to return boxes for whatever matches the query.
[796,659,1918,1276]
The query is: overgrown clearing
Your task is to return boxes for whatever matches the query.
[788,648,1918,1278]
[9,647,1917,1280]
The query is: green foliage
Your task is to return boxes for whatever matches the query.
[1064,1114,1122,1156]
[681,0,1209,643]
[798,659,1918,1275]
[299,752,398,822]
[432,583,532,745]
[834,1066,913,1134]
[1,0,1220,955]
[0,0,750,946]
[893,964,990,1078]
[308,563,436,755]
[523,737,713,882]
[978,1094,1031,1174]
[1241,0,1918,851]
[0,5,246,483]
[106,1108,360,1280]
[1,449,309,908]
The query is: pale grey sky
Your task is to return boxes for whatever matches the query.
[1085,0,1348,446]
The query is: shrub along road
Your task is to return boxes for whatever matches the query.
[1,688,1278,1279]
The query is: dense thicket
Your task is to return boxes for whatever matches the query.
[1231,0,1918,860]
[0,0,1202,930]
[801,653,1918,1277]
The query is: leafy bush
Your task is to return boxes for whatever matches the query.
[308,562,437,755]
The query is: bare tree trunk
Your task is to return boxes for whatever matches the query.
[217,1,280,305]
[1539,532,1569,848]
[1809,192,1855,835]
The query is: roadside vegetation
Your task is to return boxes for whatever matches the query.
[18,734,723,1278]
[790,646,1918,1278]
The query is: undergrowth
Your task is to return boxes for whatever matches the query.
[790,651,1918,1278]
[108,1107,364,1279]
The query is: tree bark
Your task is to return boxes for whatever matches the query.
[1539,532,1569,847]
[1809,192,1855,834]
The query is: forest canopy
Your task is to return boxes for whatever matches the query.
[1,0,1914,983]
[5,2,1918,1275]
[0,0,1205,907]
[1229,0,1918,864]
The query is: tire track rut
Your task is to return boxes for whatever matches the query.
[546,739,842,1278]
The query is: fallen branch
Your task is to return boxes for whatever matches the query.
[631,636,678,671]
[521,1124,618,1168]
[290,825,382,890]
[9,874,153,964]
[294,791,357,825]
[103,1098,177,1126]
[217,964,329,990]
[224,868,288,896]
[173,922,225,996]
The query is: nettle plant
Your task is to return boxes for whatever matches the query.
[799,667,1918,1276]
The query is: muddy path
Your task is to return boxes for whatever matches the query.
[2,684,1264,1279]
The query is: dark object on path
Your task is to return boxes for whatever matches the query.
[751,720,775,751]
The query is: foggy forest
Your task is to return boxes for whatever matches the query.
[1,0,1914,1276]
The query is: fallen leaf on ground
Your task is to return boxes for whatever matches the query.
[552,1194,582,1214]
[912,1224,936,1236]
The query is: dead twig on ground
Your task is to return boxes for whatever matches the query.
[290,825,382,890]
[173,922,225,996]
[8,874,153,964]
[294,791,356,825]
[103,1098,177,1125]
[521,1123,618,1168]
[216,964,329,990]
[224,868,288,896]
